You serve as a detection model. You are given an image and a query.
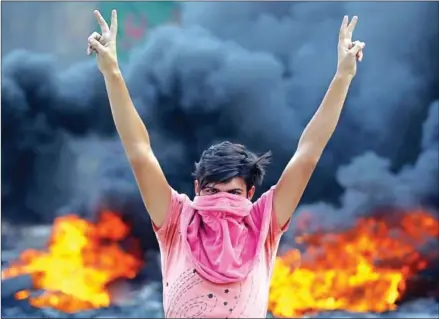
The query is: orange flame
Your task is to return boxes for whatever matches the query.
[269,209,439,317]
[1,211,144,313]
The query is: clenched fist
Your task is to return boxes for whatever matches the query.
[337,16,365,78]
[87,10,119,75]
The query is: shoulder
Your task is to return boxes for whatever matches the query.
[153,189,191,233]
[251,186,290,248]
[171,189,191,208]
[251,186,276,216]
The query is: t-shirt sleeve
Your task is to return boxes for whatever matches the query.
[152,188,186,249]
[251,186,291,257]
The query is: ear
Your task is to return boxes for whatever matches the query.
[247,185,256,200]
[194,180,200,195]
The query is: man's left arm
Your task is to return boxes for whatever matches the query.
[274,15,365,227]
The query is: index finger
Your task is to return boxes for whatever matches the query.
[339,15,348,39]
[94,10,110,33]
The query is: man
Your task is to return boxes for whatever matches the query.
[88,10,365,318]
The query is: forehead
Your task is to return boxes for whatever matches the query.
[206,177,246,191]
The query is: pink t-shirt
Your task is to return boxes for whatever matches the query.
[153,187,289,318]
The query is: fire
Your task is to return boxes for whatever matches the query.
[269,209,439,318]
[2,211,144,313]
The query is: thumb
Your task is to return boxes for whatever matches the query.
[89,39,106,54]
[349,41,365,55]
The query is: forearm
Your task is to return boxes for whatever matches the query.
[297,72,353,158]
[103,69,151,157]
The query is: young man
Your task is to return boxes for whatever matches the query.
[88,10,365,318]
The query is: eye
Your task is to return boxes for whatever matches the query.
[205,188,217,195]
[229,190,242,195]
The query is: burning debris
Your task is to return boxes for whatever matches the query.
[2,212,144,313]
[2,207,438,317]
[269,209,439,317]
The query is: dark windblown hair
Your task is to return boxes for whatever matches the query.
[193,141,272,191]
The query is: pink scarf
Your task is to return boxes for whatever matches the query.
[180,192,271,284]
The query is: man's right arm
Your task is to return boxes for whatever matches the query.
[103,69,171,227]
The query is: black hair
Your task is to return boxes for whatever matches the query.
[193,141,272,191]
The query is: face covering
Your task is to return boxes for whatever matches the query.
[180,191,271,284]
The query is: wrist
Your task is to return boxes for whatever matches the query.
[334,70,354,83]
[102,66,122,80]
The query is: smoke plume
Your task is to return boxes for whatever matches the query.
[2,3,438,250]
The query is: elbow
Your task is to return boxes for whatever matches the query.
[296,145,323,167]
[286,150,320,176]
[126,142,153,165]
[301,154,320,171]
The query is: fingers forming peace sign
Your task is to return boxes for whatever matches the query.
[336,15,365,77]
[339,15,358,42]
[94,9,118,40]
[338,16,364,60]
[87,10,120,74]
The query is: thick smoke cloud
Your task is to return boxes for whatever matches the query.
[286,101,438,240]
[183,2,438,161]
[2,2,438,248]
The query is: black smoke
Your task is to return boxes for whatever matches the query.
[2,2,438,249]
[285,100,439,240]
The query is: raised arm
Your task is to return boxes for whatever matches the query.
[88,10,171,227]
[274,16,365,227]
